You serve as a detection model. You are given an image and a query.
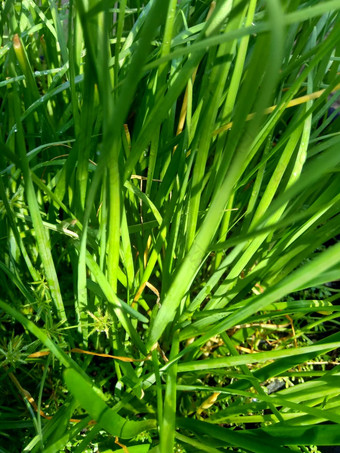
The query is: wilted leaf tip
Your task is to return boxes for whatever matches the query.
[13,34,21,49]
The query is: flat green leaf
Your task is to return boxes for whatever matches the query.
[63,368,156,439]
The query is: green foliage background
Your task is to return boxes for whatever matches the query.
[1,0,340,451]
